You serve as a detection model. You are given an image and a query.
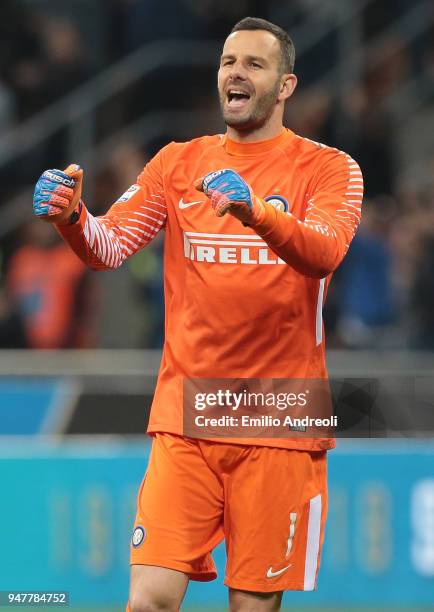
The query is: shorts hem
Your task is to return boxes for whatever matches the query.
[130,557,217,582]
[224,578,315,592]
[147,428,335,451]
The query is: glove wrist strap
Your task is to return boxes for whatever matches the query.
[54,199,83,226]
[68,200,83,224]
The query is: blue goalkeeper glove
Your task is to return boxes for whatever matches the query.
[33,164,83,223]
[195,169,265,225]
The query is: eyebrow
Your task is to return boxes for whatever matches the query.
[220,54,269,66]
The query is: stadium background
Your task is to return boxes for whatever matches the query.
[0,0,434,610]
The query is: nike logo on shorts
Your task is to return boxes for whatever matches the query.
[179,198,205,209]
[266,564,292,578]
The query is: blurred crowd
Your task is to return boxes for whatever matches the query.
[0,0,433,349]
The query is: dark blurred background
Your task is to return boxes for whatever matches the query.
[0,0,433,351]
[1,3,434,610]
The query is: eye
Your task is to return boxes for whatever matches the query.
[221,59,234,67]
[251,62,262,69]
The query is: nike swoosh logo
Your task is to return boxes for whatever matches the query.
[179,198,205,209]
[266,565,292,578]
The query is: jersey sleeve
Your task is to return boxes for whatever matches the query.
[56,150,167,270]
[254,151,363,278]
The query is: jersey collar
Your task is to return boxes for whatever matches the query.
[222,128,295,156]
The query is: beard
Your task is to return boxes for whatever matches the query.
[219,77,281,132]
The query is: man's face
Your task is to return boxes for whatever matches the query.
[218,29,284,131]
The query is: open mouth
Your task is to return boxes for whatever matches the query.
[227,89,251,109]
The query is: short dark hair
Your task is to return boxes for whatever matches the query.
[231,17,295,74]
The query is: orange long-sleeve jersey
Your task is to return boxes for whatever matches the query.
[57,129,363,450]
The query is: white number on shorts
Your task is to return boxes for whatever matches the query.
[286,512,297,557]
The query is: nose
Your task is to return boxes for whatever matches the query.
[228,60,248,81]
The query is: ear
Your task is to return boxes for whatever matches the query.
[278,73,297,102]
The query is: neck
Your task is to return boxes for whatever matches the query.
[226,112,284,143]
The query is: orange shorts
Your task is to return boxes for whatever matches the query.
[130,433,328,592]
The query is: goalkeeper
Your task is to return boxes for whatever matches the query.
[33,17,363,612]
